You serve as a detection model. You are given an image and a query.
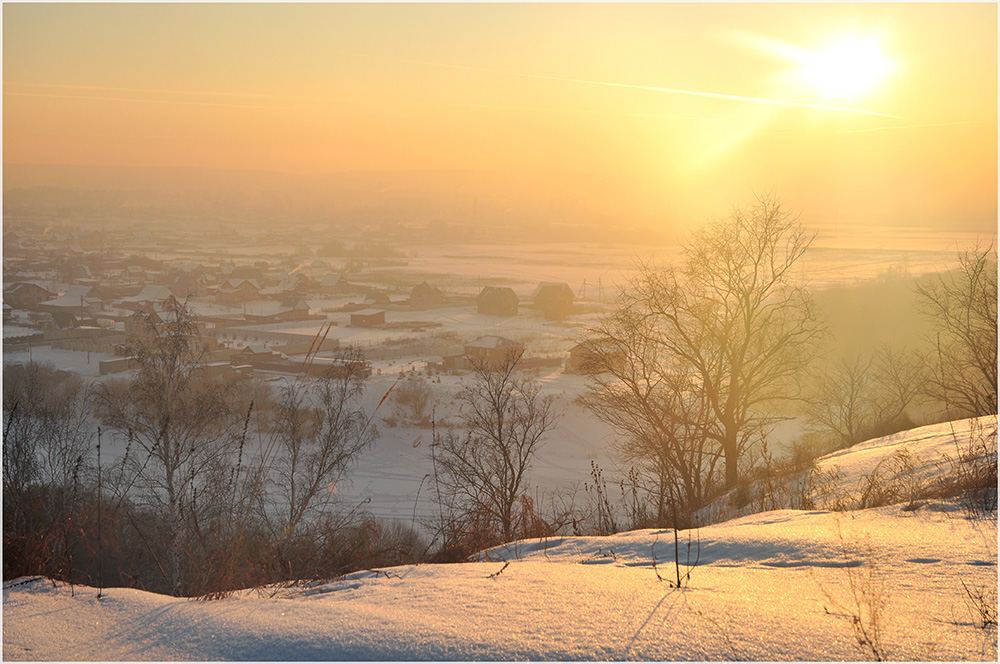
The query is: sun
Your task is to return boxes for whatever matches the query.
[796,34,896,101]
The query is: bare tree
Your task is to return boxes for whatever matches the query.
[915,241,998,417]
[263,353,378,554]
[580,306,719,519]
[434,349,558,545]
[586,196,823,490]
[93,300,240,595]
[807,345,923,447]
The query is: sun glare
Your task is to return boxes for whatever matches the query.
[797,35,895,101]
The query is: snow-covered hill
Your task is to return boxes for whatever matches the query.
[4,418,996,661]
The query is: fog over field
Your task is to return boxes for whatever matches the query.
[3,3,996,661]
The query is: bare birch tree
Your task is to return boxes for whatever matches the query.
[93,300,240,595]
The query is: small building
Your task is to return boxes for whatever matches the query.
[319,273,353,294]
[236,344,284,365]
[350,308,386,327]
[532,282,575,320]
[408,281,445,308]
[365,290,391,306]
[116,285,176,311]
[243,298,312,324]
[566,341,623,375]
[99,357,139,375]
[3,282,55,310]
[38,285,104,316]
[463,335,524,369]
[215,278,262,305]
[477,286,519,317]
[169,273,208,299]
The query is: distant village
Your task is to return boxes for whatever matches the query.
[3,219,602,381]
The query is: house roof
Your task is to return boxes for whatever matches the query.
[118,285,175,305]
[219,278,262,292]
[39,285,102,309]
[351,308,385,317]
[410,281,441,296]
[532,282,574,300]
[478,286,518,301]
[465,335,523,350]
[3,281,54,297]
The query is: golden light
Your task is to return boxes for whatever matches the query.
[794,34,896,101]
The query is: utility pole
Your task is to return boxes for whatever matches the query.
[97,427,103,599]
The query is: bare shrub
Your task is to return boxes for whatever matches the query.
[854,449,929,510]
[821,535,891,662]
[960,578,998,629]
[3,362,95,584]
[937,417,998,515]
[392,377,434,425]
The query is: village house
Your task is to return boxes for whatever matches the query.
[408,281,445,308]
[215,278,262,305]
[116,285,176,312]
[565,341,624,374]
[438,335,525,371]
[3,282,55,310]
[477,286,519,316]
[532,282,575,320]
[350,309,386,327]
[235,344,285,366]
[319,273,353,294]
[242,298,312,324]
[262,272,315,298]
[38,285,104,317]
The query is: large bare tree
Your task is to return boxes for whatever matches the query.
[580,306,718,518]
[915,241,998,417]
[586,196,823,491]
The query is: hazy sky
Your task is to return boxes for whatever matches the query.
[3,3,997,232]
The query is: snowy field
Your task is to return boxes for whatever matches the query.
[4,417,996,661]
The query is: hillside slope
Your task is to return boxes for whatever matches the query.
[4,418,996,661]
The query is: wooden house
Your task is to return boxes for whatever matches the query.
[408,281,445,308]
[463,335,524,369]
[3,282,54,310]
[477,287,519,316]
[532,282,575,320]
[350,309,386,327]
[215,278,262,305]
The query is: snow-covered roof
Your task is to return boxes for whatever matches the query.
[38,285,101,308]
[465,334,522,350]
[352,308,385,317]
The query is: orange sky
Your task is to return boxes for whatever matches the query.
[3,3,997,232]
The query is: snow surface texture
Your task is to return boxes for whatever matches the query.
[4,418,997,661]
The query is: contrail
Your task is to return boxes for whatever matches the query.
[835,121,982,134]
[442,101,718,122]
[347,52,902,119]
[4,81,293,100]
[5,91,297,111]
